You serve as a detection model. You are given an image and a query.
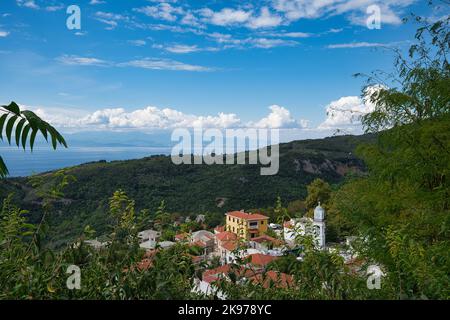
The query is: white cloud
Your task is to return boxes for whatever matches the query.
[206,32,298,49]
[247,7,283,29]
[56,55,109,66]
[327,42,386,49]
[134,4,184,22]
[272,31,312,38]
[16,0,39,9]
[45,5,64,12]
[118,58,213,72]
[55,55,214,71]
[318,87,381,130]
[90,0,106,5]
[200,8,252,26]
[272,0,415,26]
[153,43,218,53]
[250,37,297,48]
[250,105,304,129]
[31,106,241,130]
[95,11,129,30]
[128,39,147,46]
[0,30,10,37]
[26,103,313,131]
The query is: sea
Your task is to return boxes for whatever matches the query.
[0,146,172,177]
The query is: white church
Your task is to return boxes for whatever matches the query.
[283,203,326,249]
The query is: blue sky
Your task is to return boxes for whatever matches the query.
[0,0,446,139]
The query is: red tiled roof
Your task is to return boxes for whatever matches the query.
[214,226,225,233]
[202,264,258,284]
[247,253,279,267]
[137,258,153,271]
[221,240,238,251]
[226,211,269,221]
[251,234,283,246]
[192,240,207,248]
[203,264,232,283]
[250,271,294,289]
[216,231,237,242]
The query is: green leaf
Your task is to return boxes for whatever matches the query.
[5,115,18,145]
[0,114,7,140]
[29,129,38,151]
[0,156,8,178]
[3,101,21,116]
[15,118,26,147]
[21,124,31,150]
[21,110,39,130]
[48,126,57,149]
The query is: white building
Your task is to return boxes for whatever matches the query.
[139,240,156,250]
[138,229,161,243]
[283,203,326,249]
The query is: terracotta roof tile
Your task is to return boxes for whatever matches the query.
[226,211,269,221]
[247,253,279,267]
[250,271,294,288]
[216,231,237,242]
[221,241,238,251]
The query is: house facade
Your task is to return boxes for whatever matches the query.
[225,211,269,240]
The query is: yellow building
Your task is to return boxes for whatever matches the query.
[225,211,269,240]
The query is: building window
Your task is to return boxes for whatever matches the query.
[261,221,264,225]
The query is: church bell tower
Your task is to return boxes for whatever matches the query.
[313,202,326,249]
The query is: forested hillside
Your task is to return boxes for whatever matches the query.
[0,134,373,247]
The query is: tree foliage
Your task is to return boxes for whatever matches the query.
[0,102,67,178]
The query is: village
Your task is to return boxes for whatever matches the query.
[84,203,364,298]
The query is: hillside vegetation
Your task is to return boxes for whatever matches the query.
[0,134,373,247]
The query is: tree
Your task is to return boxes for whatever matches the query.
[304,178,332,211]
[0,102,67,177]
[334,13,450,299]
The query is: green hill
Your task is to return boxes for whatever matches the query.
[0,133,375,247]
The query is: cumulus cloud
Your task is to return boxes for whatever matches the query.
[247,7,283,29]
[200,8,252,26]
[318,87,381,131]
[0,30,10,37]
[26,103,314,131]
[249,105,306,129]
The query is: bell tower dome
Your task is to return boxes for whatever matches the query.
[314,202,325,222]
